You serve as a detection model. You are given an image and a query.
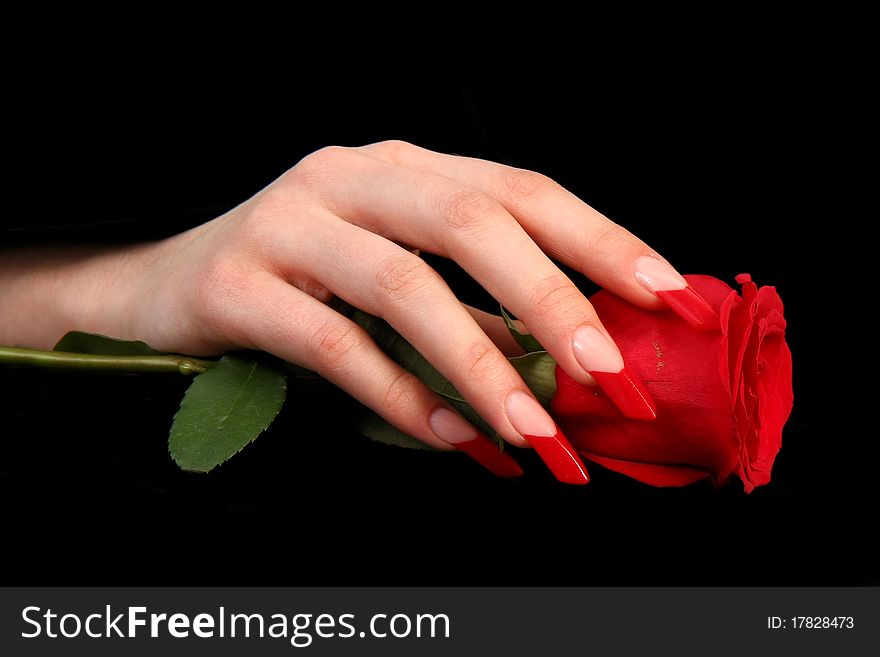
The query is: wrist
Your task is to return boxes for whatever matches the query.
[56,243,155,342]
[0,242,158,349]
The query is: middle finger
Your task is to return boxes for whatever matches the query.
[301,150,657,421]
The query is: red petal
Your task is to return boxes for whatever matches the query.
[684,274,735,311]
[580,452,711,487]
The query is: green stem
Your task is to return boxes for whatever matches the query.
[0,346,217,375]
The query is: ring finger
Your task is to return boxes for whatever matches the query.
[269,209,591,484]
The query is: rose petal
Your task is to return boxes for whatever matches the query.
[580,451,711,487]
[684,275,735,311]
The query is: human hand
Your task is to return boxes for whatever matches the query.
[8,141,717,483]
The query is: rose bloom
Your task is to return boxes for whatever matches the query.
[551,274,793,492]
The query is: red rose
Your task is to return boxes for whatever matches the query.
[551,274,793,492]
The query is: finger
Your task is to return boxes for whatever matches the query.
[360,140,718,331]
[464,304,599,386]
[463,304,525,357]
[294,150,656,421]
[267,210,590,484]
[225,271,522,478]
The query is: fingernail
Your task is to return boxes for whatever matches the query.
[572,325,657,420]
[504,390,589,484]
[633,256,719,331]
[429,407,523,477]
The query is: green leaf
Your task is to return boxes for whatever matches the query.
[359,409,440,451]
[349,309,548,449]
[54,331,165,355]
[169,353,287,472]
[500,305,544,353]
[350,309,464,402]
[509,351,558,407]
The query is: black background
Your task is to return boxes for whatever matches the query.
[2,37,876,584]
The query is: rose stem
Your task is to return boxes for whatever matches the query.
[0,346,217,376]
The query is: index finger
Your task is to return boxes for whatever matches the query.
[361,141,718,331]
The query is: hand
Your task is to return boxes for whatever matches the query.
[0,141,716,483]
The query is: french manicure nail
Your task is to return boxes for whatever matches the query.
[572,325,657,420]
[429,407,523,477]
[633,256,719,331]
[504,390,589,484]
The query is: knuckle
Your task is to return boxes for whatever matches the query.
[585,222,628,253]
[287,145,351,187]
[440,188,499,233]
[525,273,583,317]
[381,370,417,414]
[503,169,556,202]
[459,340,501,381]
[221,192,292,263]
[303,145,350,168]
[308,321,365,372]
[247,187,291,221]
[374,254,437,304]
[368,139,415,163]
[238,189,289,239]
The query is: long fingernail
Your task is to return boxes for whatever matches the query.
[429,407,523,477]
[572,325,657,420]
[633,256,719,331]
[504,390,589,484]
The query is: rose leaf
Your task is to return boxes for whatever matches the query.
[54,331,166,355]
[500,305,544,353]
[169,353,287,473]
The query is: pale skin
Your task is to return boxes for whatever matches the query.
[0,141,684,477]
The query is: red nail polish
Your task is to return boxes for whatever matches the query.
[655,287,720,331]
[572,325,658,421]
[590,369,658,421]
[454,437,524,478]
[505,390,590,484]
[524,430,590,485]
[429,407,523,478]
[633,256,719,331]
